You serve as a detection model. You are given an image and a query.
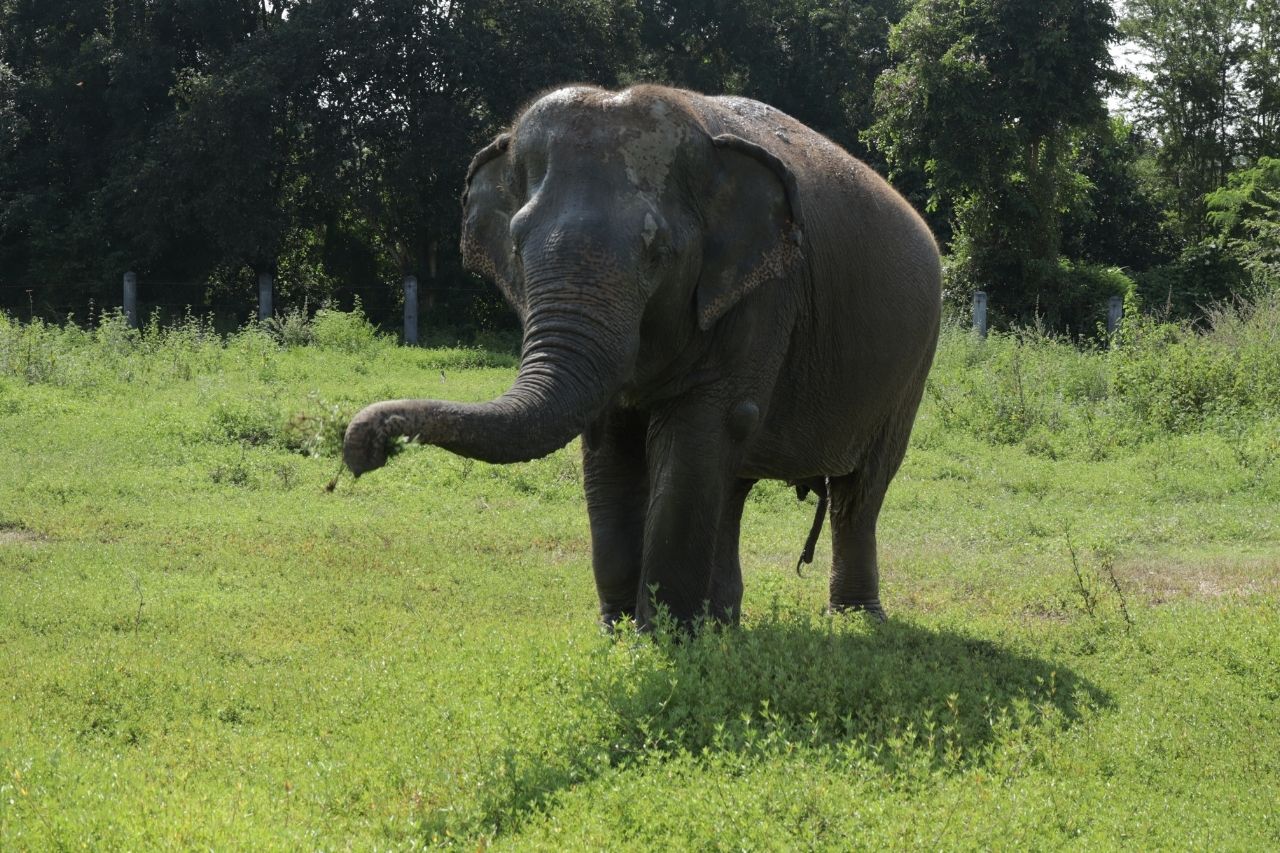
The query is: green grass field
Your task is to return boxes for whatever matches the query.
[2,308,1278,849]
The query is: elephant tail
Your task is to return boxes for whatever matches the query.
[794,477,830,576]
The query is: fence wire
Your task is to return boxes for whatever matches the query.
[0,279,501,329]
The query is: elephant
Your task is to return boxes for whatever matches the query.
[343,84,941,628]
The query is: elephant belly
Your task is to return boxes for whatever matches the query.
[738,411,874,481]
[736,341,929,482]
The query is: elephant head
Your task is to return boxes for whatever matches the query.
[343,85,803,475]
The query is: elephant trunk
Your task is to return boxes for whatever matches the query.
[343,294,634,475]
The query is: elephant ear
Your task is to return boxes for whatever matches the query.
[460,133,523,315]
[696,134,804,331]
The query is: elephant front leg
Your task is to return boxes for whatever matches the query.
[583,408,649,627]
[709,478,755,624]
[638,402,744,629]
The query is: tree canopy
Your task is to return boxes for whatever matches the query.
[1,0,1274,334]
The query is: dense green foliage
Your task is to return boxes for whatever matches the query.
[1,307,1277,846]
[2,0,1276,333]
[1121,0,1280,240]
[868,0,1117,324]
[1206,155,1280,292]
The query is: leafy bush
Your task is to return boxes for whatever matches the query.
[926,292,1280,457]
[1026,259,1135,338]
[311,303,381,353]
[264,305,315,348]
[943,255,1134,338]
[1133,242,1252,322]
[209,398,282,447]
[1206,156,1280,294]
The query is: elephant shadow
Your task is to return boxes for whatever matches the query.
[450,613,1108,838]
[592,610,1110,773]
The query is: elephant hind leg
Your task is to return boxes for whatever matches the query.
[827,409,918,619]
[826,472,887,619]
[709,478,755,625]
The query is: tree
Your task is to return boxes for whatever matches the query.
[632,0,905,165]
[0,0,123,309]
[0,57,25,297]
[868,0,1117,325]
[1207,157,1280,293]
[275,0,637,324]
[1240,0,1280,161]
[1121,0,1254,240]
[0,1,294,314]
[1061,117,1174,273]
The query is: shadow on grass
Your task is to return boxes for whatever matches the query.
[603,611,1109,763]
[438,610,1109,839]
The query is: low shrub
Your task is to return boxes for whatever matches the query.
[926,322,1117,456]
[311,303,382,353]
[0,313,66,383]
[927,292,1280,457]
[1133,242,1252,322]
[1026,259,1135,339]
[264,305,315,348]
[210,398,282,447]
[1112,291,1280,433]
[415,347,519,371]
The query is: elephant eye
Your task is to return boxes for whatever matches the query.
[642,218,675,266]
[645,243,672,268]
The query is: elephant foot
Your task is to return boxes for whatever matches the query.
[599,609,636,633]
[827,600,887,622]
[709,609,743,628]
[707,597,743,627]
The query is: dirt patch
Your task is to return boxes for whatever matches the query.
[1117,555,1280,604]
[0,524,45,546]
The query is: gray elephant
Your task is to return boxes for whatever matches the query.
[343,84,941,628]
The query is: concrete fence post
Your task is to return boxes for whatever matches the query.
[973,290,988,338]
[123,271,138,329]
[257,271,274,321]
[1107,295,1124,340]
[403,274,419,346]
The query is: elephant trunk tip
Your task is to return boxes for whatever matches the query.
[342,403,405,478]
